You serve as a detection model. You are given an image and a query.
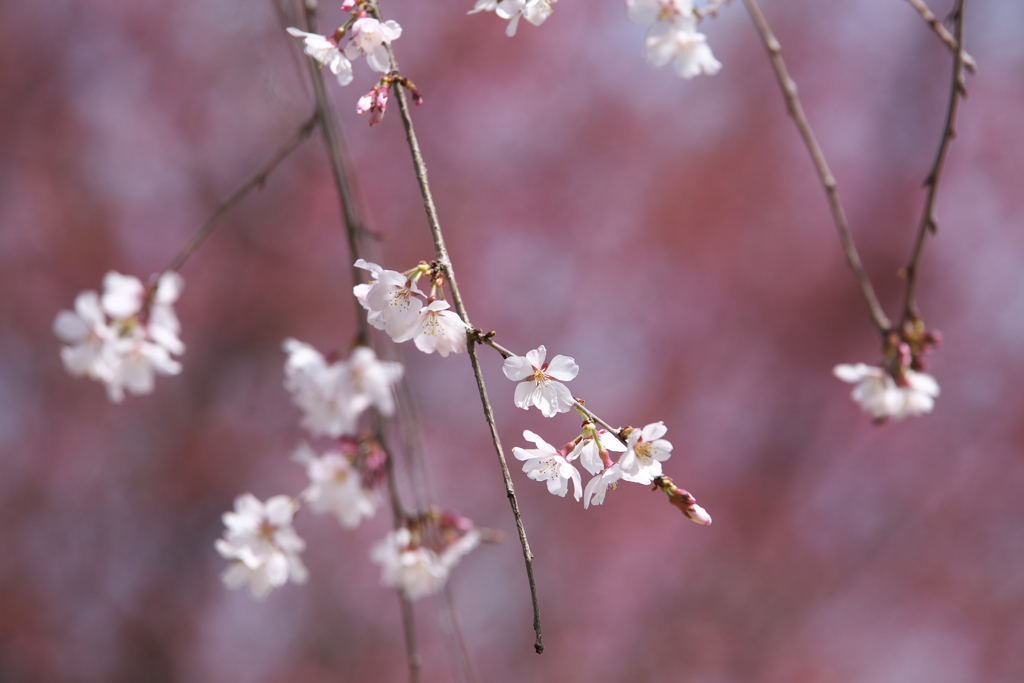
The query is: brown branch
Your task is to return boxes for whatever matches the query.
[900,0,967,325]
[372,5,545,654]
[742,0,892,335]
[160,114,318,277]
[904,0,976,72]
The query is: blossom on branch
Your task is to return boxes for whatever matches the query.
[370,521,481,600]
[354,259,424,339]
[286,28,354,86]
[502,345,578,417]
[568,426,627,475]
[293,443,378,528]
[833,363,940,421]
[469,0,556,37]
[393,300,468,356]
[619,421,674,485]
[627,0,721,79]
[344,17,402,73]
[584,463,624,509]
[283,339,403,437]
[53,271,185,402]
[512,430,583,500]
[215,494,308,600]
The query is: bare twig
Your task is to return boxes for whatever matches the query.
[743,0,892,335]
[900,0,967,324]
[160,114,317,277]
[374,7,545,654]
[904,0,976,72]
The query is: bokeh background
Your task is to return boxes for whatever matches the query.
[3,0,1024,681]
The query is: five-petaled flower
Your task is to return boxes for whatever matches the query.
[215,494,308,600]
[626,0,722,79]
[513,430,583,500]
[293,443,378,528]
[502,345,579,417]
[619,421,674,485]
[833,363,940,421]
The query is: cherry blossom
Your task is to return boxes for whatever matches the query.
[370,525,480,600]
[584,464,624,509]
[833,363,940,421]
[344,17,402,73]
[502,345,578,417]
[469,0,556,37]
[568,427,627,476]
[215,493,308,600]
[394,300,468,356]
[54,271,185,402]
[283,340,403,437]
[619,421,674,485]
[354,259,424,339]
[293,443,377,528]
[285,28,354,86]
[512,430,583,500]
[627,0,722,79]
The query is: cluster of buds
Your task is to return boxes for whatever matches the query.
[357,74,423,126]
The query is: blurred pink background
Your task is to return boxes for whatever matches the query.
[3,0,1024,681]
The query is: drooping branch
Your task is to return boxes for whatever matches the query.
[743,0,892,335]
[372,3,546,654]
[904,0,976,72]
[900,0,967,325]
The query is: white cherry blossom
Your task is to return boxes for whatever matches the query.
[502,345,578,417]
[619,421,674,485]
[645,19,721,79]
[344,17,402,73]
[834,363,939,421]
[394,300,468,356]
[215,494,308,600]
[354,259,424,339]
[54,271,185,402]
[584,464,624,509]
[293,443,377,528]
[283,339,360,437]
[286,28,354,86]
[370,526,480,600]
[469,0,556,37]
[512,430,583,500]
[568,428,627,476]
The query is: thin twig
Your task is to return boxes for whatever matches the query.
[900,0,967,324]
[375,6,545,654]
[743,0,892,335]
[904,0,976,72]
[161,114,318,276]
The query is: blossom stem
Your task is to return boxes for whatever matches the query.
[371,1,546,653]
[899,0,967,326]
[742,0,892,336]
[904,0,975,72]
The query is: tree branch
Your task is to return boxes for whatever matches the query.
[904,0,976,72]
[900,0,967,324]
[743,0,892,335]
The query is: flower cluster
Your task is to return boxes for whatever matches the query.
[53,271,185,402]
[627,0,722,79]
[284,339,403,438]
[512,421,710,521]
[469,0,556,37]
[354,259,468,357]
[833,363,940,421]
[287,11,401,88]
[215,494,308,600]
[370,512,481,599]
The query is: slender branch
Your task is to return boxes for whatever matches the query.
[743,0,892,335]
[161,114,318,276]
[904,0,976,72]
[374,6,545,654]
[900,0,967,324]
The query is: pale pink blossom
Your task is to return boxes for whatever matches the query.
[293,443,377,528]
[584,464,623,509]
[394,300,468,356]
[502,345,578,417]
[286,28,354,86]
[344,17,402,73]
[568,428,626,476]
[619,421,674,485]
[512,430,583,500]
